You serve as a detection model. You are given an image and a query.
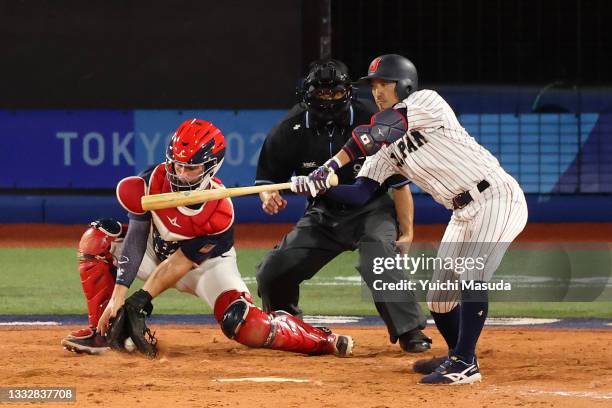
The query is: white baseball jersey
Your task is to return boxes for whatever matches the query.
[358,89,503,210]
[358,89,528,312]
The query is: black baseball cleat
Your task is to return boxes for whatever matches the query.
[419,355,482,385]
[61,328,110,355]
[397,329,432,353]
[413,355,448,374]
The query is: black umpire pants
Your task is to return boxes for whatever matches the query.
[256,194,427,340]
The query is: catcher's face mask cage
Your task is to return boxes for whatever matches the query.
[165,119,226,192]
[165,157,221,192]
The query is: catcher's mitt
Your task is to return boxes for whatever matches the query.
[107,289,158,358]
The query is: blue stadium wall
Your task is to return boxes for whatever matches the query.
[1,88,610,224]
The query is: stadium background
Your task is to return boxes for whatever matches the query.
[0,0,610,223]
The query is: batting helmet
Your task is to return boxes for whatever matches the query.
[299,59,353,123]
[360,54,418,100]
[165,119,225,192]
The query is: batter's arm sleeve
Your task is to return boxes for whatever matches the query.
[255,122,297,185]
[386,174,411,189]
[323,177,380,206]
[115,217,149,288]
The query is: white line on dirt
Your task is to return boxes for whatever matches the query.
[523,389,612,400]
[213,377,311,383]
[0,321,60,326]
[425,318,560,326]
[304,315,363,324]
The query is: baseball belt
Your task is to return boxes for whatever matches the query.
[452,180,490,210]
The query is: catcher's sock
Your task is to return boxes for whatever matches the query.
[454,286,488,361]
[430,306,460,351]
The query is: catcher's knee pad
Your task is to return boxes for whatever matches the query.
[78,218,125,328]
[214,290,337,355]
[214,290,272,348]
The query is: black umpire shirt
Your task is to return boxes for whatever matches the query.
[255,100,409,210]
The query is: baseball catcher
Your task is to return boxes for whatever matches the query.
[61,118,353,358]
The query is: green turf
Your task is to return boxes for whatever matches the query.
[0,247,610,318]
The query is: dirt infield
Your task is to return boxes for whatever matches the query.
[2,222,612,248]
[2,224,611,406]
[0,325,611,407]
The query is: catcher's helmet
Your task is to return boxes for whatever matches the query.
[300,59,353,123]
[360,54,418,100]
[165,119,225,192]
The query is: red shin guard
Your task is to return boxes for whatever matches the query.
[214,290,336,355]
[78,220,122,328]
[265,311,337,355]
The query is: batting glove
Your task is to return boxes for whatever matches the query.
[290,175,318,197]
[310,158,340,190]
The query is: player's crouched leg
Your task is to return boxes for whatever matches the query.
[61,218,125,355]
[213,290,353,356]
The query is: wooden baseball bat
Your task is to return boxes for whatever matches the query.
[141,174,339,211]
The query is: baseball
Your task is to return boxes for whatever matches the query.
[124,337,136,353]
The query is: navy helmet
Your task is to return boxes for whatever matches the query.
[360,54,418,99]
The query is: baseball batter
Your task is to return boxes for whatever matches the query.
[61,118,353,358]
[295,54,528,385]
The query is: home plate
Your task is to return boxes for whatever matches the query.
[213,377,311,383]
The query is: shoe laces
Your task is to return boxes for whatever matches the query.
[435,355,472,373]
[434,358,455,373]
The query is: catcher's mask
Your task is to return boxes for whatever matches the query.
[165,119,225,192]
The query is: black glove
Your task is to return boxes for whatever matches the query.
[106,306,129,350]
[107,289,158,358]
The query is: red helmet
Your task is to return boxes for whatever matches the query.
[165,119,225,191]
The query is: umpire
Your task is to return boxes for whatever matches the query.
[254,59,431,353]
